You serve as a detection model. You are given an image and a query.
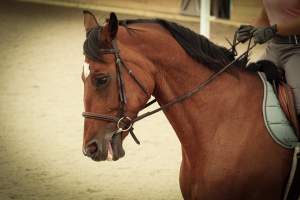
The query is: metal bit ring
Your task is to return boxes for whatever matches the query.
[117,116,133,132]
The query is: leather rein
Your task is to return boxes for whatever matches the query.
[82,39,256,145]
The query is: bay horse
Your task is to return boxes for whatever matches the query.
[81,11,293,199]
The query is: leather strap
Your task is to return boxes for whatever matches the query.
[132,43,257,124]
[82,112,119,122]
[278,82,300,138]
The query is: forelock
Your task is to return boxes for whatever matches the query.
[83,26,103,61]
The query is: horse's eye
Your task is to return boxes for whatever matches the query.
[94,75,110,88]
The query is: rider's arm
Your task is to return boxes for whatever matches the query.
[276,17,300,36]
[255,5,300,36]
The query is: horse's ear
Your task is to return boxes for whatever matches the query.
[101,12,119,43]
[83,10,99,33]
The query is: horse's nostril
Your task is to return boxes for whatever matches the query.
[86,142,98,156]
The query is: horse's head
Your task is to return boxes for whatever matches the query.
[81,11,155,161]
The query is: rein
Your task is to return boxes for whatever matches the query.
[82,38,256,145]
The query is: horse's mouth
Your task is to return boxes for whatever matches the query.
[89,132,125,162]
[106,133,125,161]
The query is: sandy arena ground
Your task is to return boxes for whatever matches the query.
[0,1,264,200]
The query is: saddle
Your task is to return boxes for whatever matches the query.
[251,61,300,200]
[247,60,300,139]
[278,82,300,138]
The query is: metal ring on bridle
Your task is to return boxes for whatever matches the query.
[117,116,133,132]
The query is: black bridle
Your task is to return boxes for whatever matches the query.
[82,38,256,145]
[82,40,147,144]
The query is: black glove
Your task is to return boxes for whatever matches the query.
[236,25,255,43]
[252,24,277,44]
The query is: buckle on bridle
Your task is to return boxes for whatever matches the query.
[117,116,133,132]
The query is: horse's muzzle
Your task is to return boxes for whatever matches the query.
[83,133,125,161]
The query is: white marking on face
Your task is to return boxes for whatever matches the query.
[83,62,90,80]
[106,140,113,161]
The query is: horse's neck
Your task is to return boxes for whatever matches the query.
[149,43,262,162]
[120,25,262,161]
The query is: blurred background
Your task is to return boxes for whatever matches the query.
[0,0,264,199]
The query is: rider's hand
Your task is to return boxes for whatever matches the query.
[252,24,277,44]
[236,25,255,43]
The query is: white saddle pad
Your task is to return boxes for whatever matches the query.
[258,72,299,149]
